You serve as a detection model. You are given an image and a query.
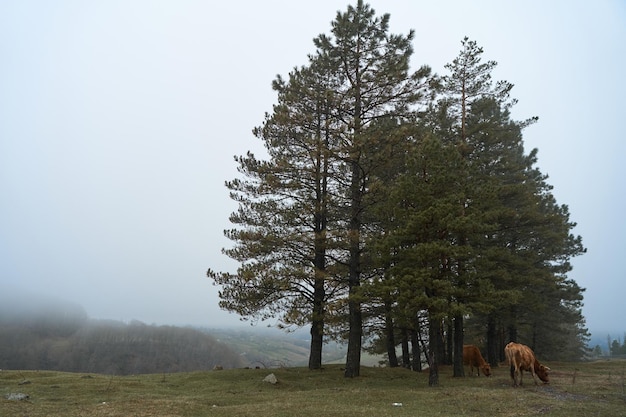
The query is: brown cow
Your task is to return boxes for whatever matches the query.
[463,345,491,376]
[504,342,550,387]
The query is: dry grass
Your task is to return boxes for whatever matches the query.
[2,360,625,417]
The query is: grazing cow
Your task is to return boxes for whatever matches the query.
[504,342,550,387]
[463,345,491,376]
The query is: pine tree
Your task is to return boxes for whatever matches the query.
[373,131,466,385]
[208,2,432,374]
[429,37,555,376]
[379,38,588,385]
[311,0,431,377]
[438,40,587,362]
[207,62,342,370]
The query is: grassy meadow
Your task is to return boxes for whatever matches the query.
[2,360,625,417]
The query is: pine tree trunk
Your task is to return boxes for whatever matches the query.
[486,314,498,366]
[308,322,323,370]
[435,320,446,366]
[446,320,453,365]
[344,245,362,377]
[344,157,362,378]
[308,276,324,370]
[498,326,507,363]
[507,306,518,344]
[384,301,399,367]
[507,324,518,344]
[410,321,422,371]
[344,290,362,377]
[428,315,441,386]
[453,314,464,377]
[309,181,326,370]
[344,258,362,376]
[401,328,410,368]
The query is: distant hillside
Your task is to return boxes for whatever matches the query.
[0,300,244,374]
[0,295,385,374]
[208,328,313,367]
[206,328,386,368]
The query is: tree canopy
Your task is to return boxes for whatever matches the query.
[207,1,587,380]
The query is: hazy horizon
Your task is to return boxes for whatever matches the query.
[2,1,624,342]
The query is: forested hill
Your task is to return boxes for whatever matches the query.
[0,298,359,373]
[0,300,244,374]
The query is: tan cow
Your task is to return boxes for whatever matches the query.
[463,344,491,376]
[504,342,550,387]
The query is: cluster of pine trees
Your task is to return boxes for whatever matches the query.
[207,1,587,384]
[608,334,626,356]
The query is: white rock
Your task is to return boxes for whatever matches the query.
[6,393,29,401]
[263,373,278,384]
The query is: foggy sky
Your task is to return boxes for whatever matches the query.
[1,1,624,338]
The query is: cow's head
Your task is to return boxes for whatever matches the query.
[536,364,550,383]
[481,364,492,376]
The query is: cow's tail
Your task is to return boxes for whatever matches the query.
[505,343,515,380]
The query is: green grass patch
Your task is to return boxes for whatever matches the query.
[2,361,625,416]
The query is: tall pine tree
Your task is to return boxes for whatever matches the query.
[207,62,342,370]
[311,0,431,377]
[208,2,432,374]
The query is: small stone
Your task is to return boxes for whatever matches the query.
[6,393,29,401]
[263,373,278,384]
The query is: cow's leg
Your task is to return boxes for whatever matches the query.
[510,364,517,386]
[515,368,523,387]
